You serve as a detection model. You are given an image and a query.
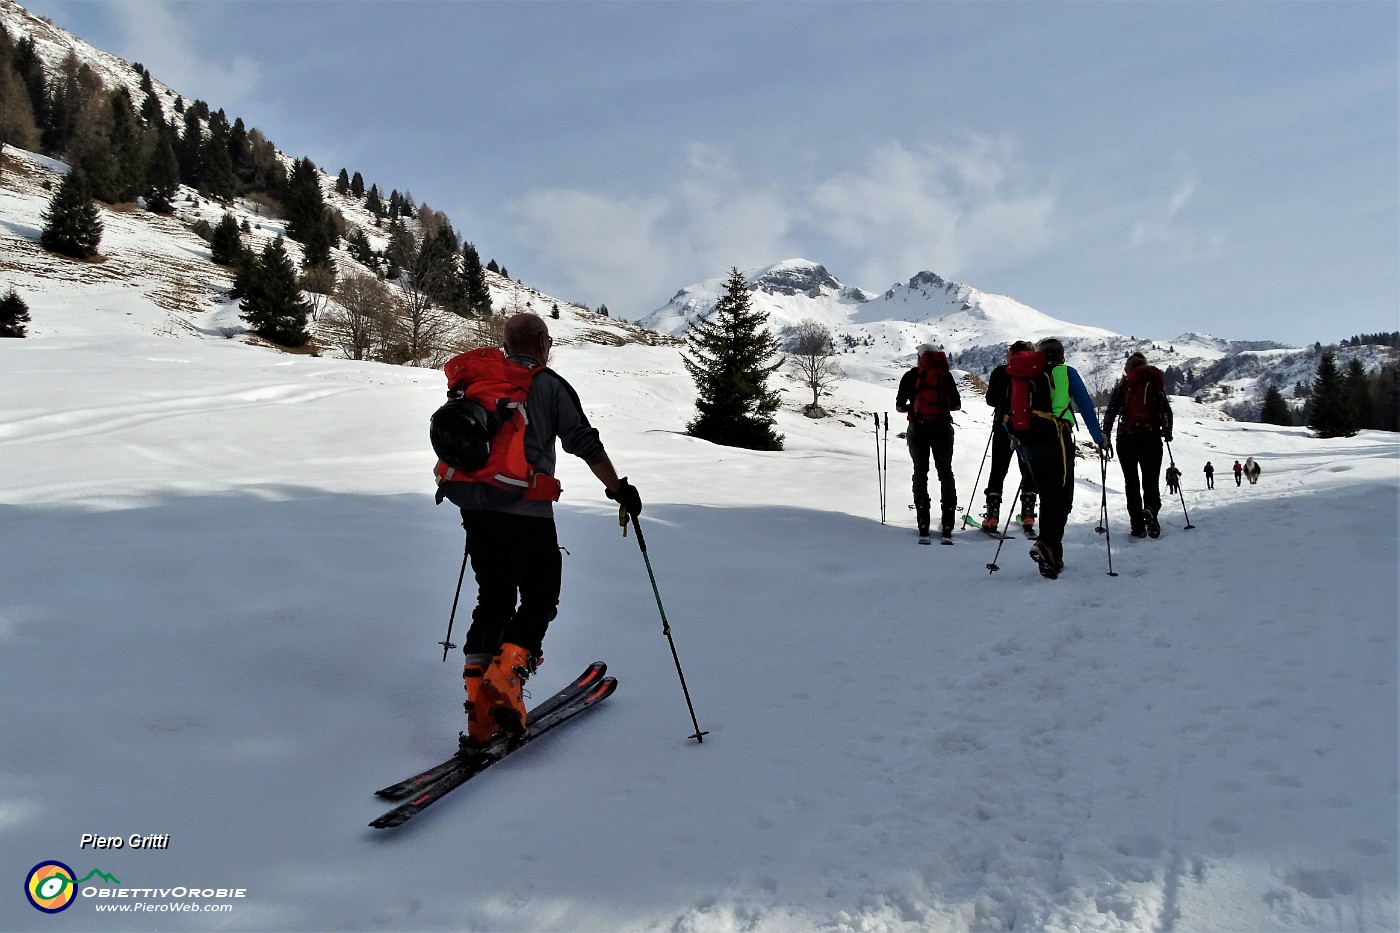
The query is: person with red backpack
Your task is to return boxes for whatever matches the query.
[434,313,640,749]
[1102,352,1174,538]
[1003,337,1104,578]
[981,340,1038,536]
[895,347,962,543]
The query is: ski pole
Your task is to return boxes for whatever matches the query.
[624,512,708,743]
[985,477,1024,574]
[1097,452,1119,577]
[872,413,884,524]
[439,531,470,661]
[882,413,889,524]
[1164,440,1196,530]
[960,423,996,528]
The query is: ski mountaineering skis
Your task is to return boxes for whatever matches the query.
[370,661,617,829]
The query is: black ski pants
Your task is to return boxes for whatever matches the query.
[907,420,956,532]
[986,425,1035,504]
[1016,426,1075,563]
[1115,434,1163,530]
[459,508,561,659]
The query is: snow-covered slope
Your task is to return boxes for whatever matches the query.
[2,249,1397,931]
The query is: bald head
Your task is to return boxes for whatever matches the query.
[503,313,550,358]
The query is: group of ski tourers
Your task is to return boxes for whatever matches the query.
[420,313,1188,757]
[896,337,1179,579]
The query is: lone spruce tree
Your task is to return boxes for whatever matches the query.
[235,236,310,347]
[0,287,30,337]
[40,167,103,259]
[1259,385,1292,426]
[1305,351,1357,438]
[683,267,784,450]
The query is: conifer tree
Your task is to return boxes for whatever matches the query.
[235,236,310,346]
[200,122,237,200]
[461,242,492,316]
[365,184,383,218]
[1305,351,1357,438]
[335,167,349,195]
[1344,358,1374,430]
[143,131,179,213]
[349,170,364,198]
[682,267,785,450]
[0,52,42,152]
[285,156,334,266]
[1259,385,1292,426]
[0,287,30,337]
[177,106,202,187]
[106,87,146,202]
[209,212,242,266]
[1372,364,1399,433]
[40,167,103,259]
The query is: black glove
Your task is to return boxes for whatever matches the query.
[607,477,642,518]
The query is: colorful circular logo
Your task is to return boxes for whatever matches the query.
[25,861,77,913]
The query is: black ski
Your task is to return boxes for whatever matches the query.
[374,661,607,800]
[369,675,618,829]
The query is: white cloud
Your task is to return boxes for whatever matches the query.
[507,137,1057,316]
[107,1,259,106]
[508,144,801,314]
[1128,170,1225,262]
[808,138,1056,290]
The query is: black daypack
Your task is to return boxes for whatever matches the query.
[429,395,504,473]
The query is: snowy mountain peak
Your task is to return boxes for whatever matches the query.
[749,259,849,298]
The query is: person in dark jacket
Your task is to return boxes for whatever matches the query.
[1102,352,1174,538]
[438,313,640,747]
[1005,338,1104,578]
[981,340,1038,535]
[1165,464,1182,495]
[1204,461,1215,489]
[895,347,962,541]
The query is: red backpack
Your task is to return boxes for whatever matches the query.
[1004,350,1050,434]
[1118,365,1166,438]
[911,350,957,424]
[431,348,561,501]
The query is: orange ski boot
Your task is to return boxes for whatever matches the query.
[477,643,537,737]
[461,652,498,748]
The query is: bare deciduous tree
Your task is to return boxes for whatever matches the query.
[299,264,336,322]
[787,319,843,414]
[324,272,393,361]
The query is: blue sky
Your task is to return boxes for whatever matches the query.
[21,0,1398,345]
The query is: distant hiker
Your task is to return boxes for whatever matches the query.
[1244,457,1261,485]
[981,340,1038,536]
[1165,464,1182,495]
[434,312,641,749]
[1233,460,1243,486]
[1102,352,1174,539]
[1204,461,1215,489]
[896,346,962,543]
[1003,337,1104,578]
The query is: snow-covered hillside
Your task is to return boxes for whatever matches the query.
[2,238,1397,931]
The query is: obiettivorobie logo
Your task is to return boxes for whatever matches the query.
[24,861,120,913]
